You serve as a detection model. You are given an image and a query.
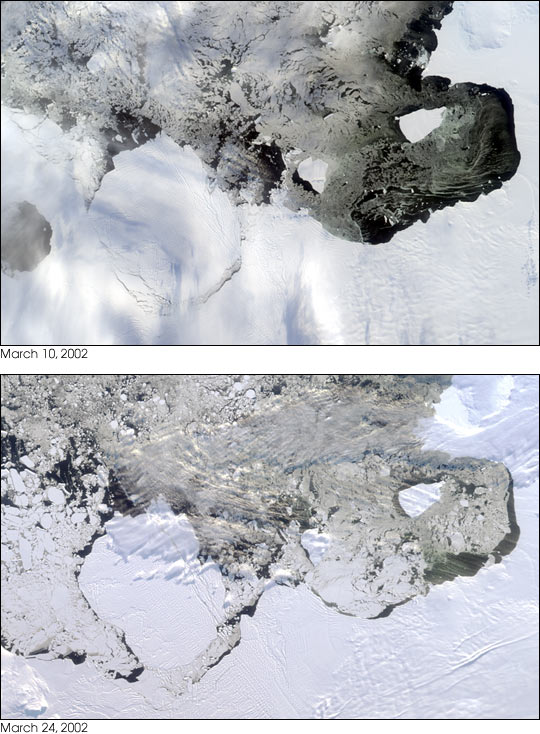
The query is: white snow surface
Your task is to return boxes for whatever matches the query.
[79,500,225,671]
[398,481,443,518]
[1,648,49,719]
[1,1,538,344]
[301,530,332,565]
[3,375,537,719]
[296,157,329,193]
[398,107,445,143]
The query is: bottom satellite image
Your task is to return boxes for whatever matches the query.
[1,374,538,719]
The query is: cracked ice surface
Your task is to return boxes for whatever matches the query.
[1,0,537,345]
[1,375,537,718]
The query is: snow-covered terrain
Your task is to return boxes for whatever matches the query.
[398,108,446,143]
[1,1,537,344]
[397,481,443,517]
[2,375,537,719]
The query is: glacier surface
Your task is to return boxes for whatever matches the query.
[1,1,537,344]
[1,375,538,719]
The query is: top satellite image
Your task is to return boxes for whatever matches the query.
[1,0,538,345]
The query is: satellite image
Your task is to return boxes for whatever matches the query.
[1,374,538,719]
[1,1,538,344]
